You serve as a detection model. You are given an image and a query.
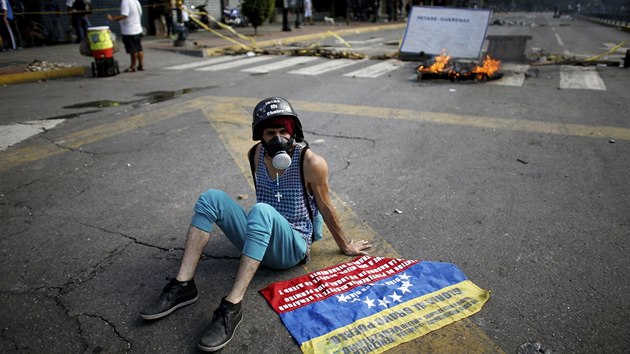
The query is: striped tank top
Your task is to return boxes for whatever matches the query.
[256,144,318,249]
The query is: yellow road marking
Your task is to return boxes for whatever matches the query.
[5,93,624,349]
[2,95,624,352]
[292,100,630,141]
[0,99,200,172]
[4,95,626,173]
[0,66,85,85]
[0,95,529,350]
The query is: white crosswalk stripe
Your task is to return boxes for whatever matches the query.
[343,59,403,78]
[162,55,608,91]
[241,56,320,74]
[489,73,526,87]
[559,65,606,90]
[489,63,530,87]
[603,42,629,53]
[164,56,245,70]
[288,59,360,75]
[195,55,275,71]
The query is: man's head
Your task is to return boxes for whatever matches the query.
[252,97,304,141]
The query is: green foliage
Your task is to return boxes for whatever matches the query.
[242,0,275,35]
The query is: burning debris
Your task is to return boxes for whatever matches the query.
[417,52,503,82]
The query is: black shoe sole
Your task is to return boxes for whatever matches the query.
[197,317,242,352]
[140,295,199,320]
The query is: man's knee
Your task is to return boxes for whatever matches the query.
[248,203,275,220]
[194,189,228,213]
[197,189,226,203]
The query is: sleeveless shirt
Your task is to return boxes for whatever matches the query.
[256,144,318,249]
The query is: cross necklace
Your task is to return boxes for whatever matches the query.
[275,172,282,202]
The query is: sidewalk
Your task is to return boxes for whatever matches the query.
[0,21,406,85]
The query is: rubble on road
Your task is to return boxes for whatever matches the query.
[223,46,369,60]
[26,60,76,72]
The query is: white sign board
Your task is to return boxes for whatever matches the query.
[400,7,492,59]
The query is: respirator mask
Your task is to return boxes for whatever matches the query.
[262,136,294,170]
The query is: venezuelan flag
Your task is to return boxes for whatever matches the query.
[260,256,490,354]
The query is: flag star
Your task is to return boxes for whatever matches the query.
[363,296,376,309]
[398,273,411,281]
[337,293,349,302]
[400,280,412,288]
[378,297,391,308]
[398,285,411,294]
[389,292,402,302]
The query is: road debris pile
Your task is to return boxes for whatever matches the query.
[490,17,544,27]
[417,52,502,82]
[25,60,75,72]
[223,45,368,60]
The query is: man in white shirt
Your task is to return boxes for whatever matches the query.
[107,0,144,72]
[1,0,16,50]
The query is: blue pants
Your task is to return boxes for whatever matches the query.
[191,189,308,270]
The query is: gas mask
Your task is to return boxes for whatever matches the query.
[262,136,294,170]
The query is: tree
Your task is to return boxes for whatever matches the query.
[242,0,275,36]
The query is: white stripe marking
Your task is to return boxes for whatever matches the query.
[555,33,565,47]
[347,38,383,44]
[603,42,629,52]
[343,60,402,78]
[241,56,319,74]
[289,59,360,75]
[0,120,65,151]
[195,56,275,71]
[489,73,525,87]
[559,66,606,90]
[164,56,243,70]
[501,63,531,73]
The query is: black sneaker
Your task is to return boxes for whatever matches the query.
[140,278,198,320]
[198,298,243,352]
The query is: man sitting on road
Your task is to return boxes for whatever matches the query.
[140,97,372,352]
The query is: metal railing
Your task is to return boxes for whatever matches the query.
[580,11,630,28]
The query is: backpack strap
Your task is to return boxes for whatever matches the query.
[247,142,260,191]
[299,144,314,224]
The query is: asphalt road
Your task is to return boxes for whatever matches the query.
[1,12,629,354]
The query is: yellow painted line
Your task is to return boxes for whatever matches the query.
[0,98,202,172]
[5,93,621,350]
[196,96,505,353]
[0,94,507,351]
[293,100,630,141]
[190,99,257,189]
[0,66,85,85]
[3,94,626,173]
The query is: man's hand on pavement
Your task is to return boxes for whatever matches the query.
[343,240,372,256]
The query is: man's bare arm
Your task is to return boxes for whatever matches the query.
[304,149,371,256]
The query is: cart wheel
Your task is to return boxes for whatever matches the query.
[114,60,120,74]
[91,62,97,77]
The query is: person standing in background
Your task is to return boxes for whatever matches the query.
[304,0,313,25]
[107,0,144,72]
[45,0,63,43]
[66,0,90,43]
[1,0,17,50]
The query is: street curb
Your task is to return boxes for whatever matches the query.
[202,23,407,56]
[0,66,86,85]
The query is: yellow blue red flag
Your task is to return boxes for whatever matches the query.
[260,256,490,353]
